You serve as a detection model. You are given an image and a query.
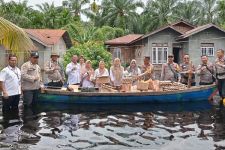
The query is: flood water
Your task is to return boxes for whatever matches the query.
[0,101,225,150]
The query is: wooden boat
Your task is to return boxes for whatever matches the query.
[38,84,217,104]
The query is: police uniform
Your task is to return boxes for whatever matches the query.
[21,52,43,106]
[161,62,180,82]
[140,64,154,81]
[196,62,214,85]
[44,53,65,87]
[180,63,196,86]
[215,57,225,99]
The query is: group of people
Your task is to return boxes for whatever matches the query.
[161,49,225,103]
[0,48,225,113]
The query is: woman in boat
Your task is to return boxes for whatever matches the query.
[110,58,124,87]
[126,59,141,85]
[81,60,94,88]
[94,60,110,87]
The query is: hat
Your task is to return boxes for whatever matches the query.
[168,54,174,57]
[144,56,150,60]
[30,52,39,58]
[51,52,60,57]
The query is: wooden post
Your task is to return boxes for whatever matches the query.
[187,61,193,88]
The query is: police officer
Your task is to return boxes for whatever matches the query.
[139,56,154,81]
[215,49,225,103]
[44,52,65,87]
[196,55,215,85]
[161,54,180,82]
[21,52,44,107]
[180,54,196,86]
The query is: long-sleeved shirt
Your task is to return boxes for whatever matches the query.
[44,60,65,82]
[81,68,94,88]
[140,64,154,81]
[66,62,80,85]
[126,66,141,76]
[94,68,109,78]
[110,67,124,86]
[196,62,214,84]
[161,62,179,82]
[21,61,43,90]
[215,57,225,79]
[179,63,195,84]
[94,68,109,87]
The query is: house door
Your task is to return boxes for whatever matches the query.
[173,47,180,63]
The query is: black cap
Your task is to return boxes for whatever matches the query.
[168,54,174,57]
[30,52,39,58]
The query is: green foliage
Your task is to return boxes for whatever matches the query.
[1,0,225,34]
[93,26,125,41]
[63,41,112,69]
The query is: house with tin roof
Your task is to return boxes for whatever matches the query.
[24,29,72,68]
[0,29,72,67]
[105,21,225,78]
[0,29,72,82]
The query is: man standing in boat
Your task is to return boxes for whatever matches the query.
[196,55,215,85]
[0,54,21,112]
[139,56,154,81]
[180,54,196,86]
[161,54,180,82]
[215,49,225,103]
[21,52,44,107]
[44,52,65,87]
[66,55,81,85]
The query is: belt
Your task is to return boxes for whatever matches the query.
[216,72,225,76]
[51,80,61,83]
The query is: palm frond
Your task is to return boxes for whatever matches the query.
[0,17,34,53]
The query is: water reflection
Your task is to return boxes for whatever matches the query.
[0,101,225,149]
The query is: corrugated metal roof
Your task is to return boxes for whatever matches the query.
[178,24,225,39]
[25,29,67,46]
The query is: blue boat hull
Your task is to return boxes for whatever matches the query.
[38,85,217,104]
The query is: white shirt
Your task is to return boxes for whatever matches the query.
[66,62,81,85]
[110,67,124,86]
[94,68,109,79]
[0,66,21,96]
[82,73,94,88]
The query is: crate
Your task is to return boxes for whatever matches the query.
[122,78,133,84]
[121,83,132,92]
[137,81,149,91]
[96,76,110,84]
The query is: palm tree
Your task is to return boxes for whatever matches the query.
[217,0,225,25]
[0,17,34,53]
[142,0,177,33]
[66,0,90,20]
[100,0,144,32]
[201,0,217,24]
[172,0,203,25]
[0,0,32,28]
[36,2,59,29]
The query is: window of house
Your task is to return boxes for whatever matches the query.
[113,47,121,59]
[201,43,214,57]
[152,46,168,64]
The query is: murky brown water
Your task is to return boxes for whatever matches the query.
[0,101,225,150]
